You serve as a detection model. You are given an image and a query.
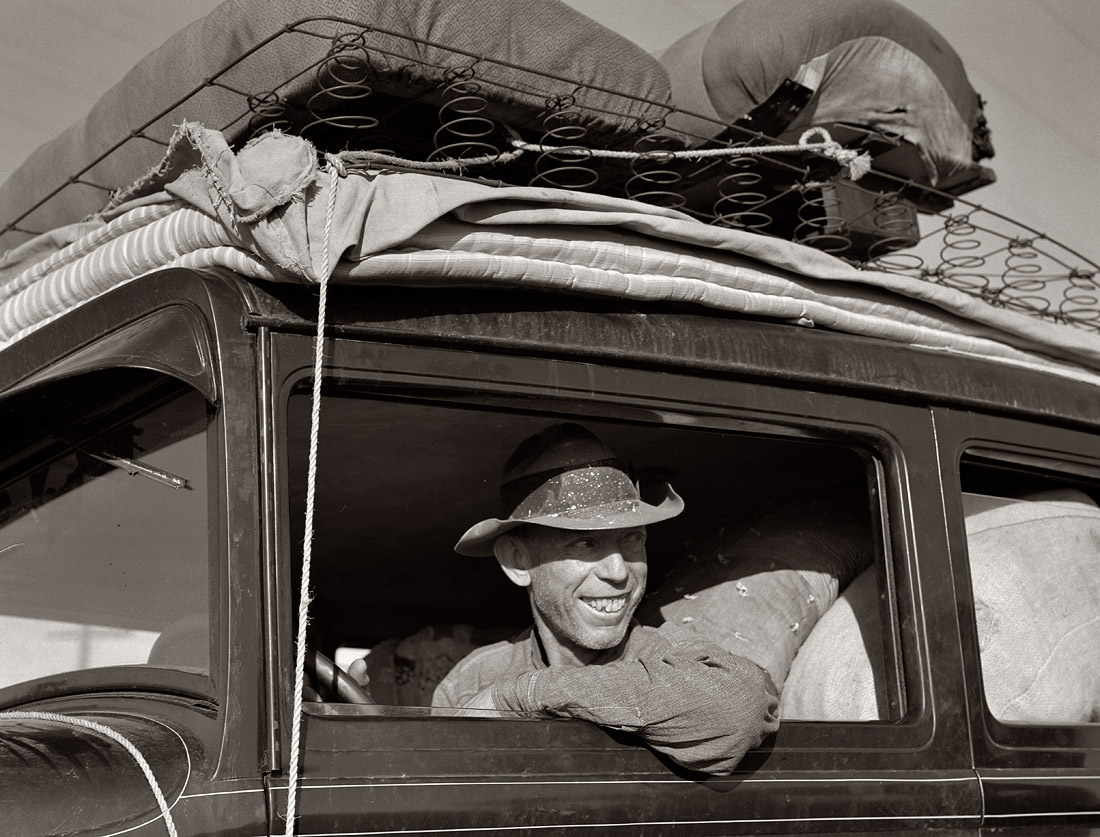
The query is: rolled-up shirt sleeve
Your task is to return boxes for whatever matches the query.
[490,632,779,775]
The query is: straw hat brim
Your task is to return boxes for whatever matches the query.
[454,484,684,557]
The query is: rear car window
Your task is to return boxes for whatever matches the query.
[960,449,1100,725]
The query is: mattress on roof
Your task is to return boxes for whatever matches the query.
[0,0,670,251]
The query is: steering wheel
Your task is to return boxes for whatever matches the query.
[304,647,376,705]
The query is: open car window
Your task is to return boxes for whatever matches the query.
[286,385,900,722]
[0,369,213,697]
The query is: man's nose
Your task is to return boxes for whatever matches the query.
[595,547,629,582]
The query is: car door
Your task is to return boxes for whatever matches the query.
[261,327,983,836]
[935,408,1100,835]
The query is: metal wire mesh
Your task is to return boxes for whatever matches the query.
[4,17,1096,331]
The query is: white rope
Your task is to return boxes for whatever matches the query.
[337,145,525,172]
[283,158,340,837]
[510,126,872,180]
[332,126,871,181]
[0,710,178,837]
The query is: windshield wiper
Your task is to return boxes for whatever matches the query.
[82,449,191,490]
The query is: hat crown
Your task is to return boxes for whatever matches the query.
[502,422,617,481]
[453,422,684,557]
[500,424,639,522]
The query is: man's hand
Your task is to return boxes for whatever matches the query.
[347,656,372,694]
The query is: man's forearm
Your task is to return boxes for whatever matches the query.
[491,634,779,775]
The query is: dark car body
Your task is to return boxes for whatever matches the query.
[2,262,1098,836]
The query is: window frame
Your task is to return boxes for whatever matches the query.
[0,273,277,789]
[267,329,970,776]
[934,406,1100,832]
[934,407,1100,759]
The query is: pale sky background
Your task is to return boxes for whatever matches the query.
[1,0,1097,264]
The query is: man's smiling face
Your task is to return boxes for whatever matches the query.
[520,525,648,663]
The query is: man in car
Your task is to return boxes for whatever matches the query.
[430,421,779,775]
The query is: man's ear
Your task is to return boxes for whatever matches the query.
[494,533,532,588]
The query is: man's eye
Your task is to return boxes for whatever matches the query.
[621,531,646,547]
[571,537,597,550]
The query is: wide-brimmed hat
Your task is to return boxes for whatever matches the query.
[455,422,684,557]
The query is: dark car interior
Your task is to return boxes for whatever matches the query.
[285,385,886,712]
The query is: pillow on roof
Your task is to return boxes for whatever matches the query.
[0,0,670,251]
[659,0,993,189]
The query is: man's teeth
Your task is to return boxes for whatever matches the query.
[584,597,626,613]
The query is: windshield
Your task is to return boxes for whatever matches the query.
[0,371,212,690]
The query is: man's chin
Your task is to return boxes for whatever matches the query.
[575,619,632,651]
[534,599,639,660]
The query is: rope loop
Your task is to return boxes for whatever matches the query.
[796,128,872,180]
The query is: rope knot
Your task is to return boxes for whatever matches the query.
[835,149,873,181]
[324,152,348,178]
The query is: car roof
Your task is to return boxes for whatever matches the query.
[5,267,1100,435]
